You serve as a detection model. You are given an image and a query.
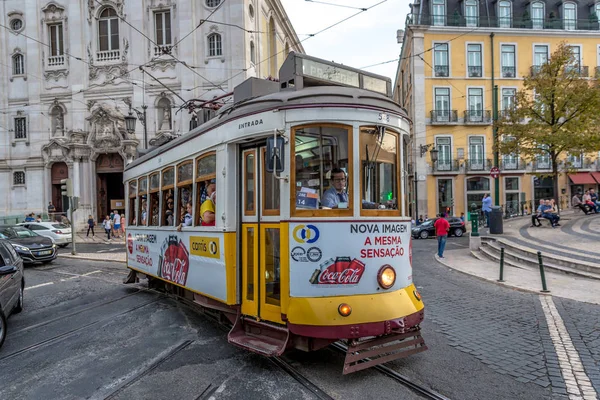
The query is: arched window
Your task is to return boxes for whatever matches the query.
[268,17,277,76]
[431,0,446,26]
[563,2,576,30]
[498,1,512,28]
[12,53,24,75]
[250,41,256,64]
[208,33,222,56]
[531,2,544,29]
[98,7,120,53]
[465,0,478,27]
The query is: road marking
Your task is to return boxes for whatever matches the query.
[539,296,597,400]
[25,282,54,290]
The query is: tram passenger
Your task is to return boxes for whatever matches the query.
[165,194,175,225]
[321,168,348,209]
[200,179,216,226]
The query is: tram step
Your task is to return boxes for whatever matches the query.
[228,315,290,357]
[342,330,427,374]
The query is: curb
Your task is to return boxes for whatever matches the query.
[433,254,550,296]
[58,254,127,264]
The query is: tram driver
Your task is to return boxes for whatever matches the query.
[321,168,348,209]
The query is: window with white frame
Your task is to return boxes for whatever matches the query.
[596,3,600,26]
[566,45,581,73]
[98,8,120,53]
[49,24,64,57]
[434,88,450,121]
[208,33,222,56]
[568,152,583,168]
[531,2,545,29]
[467,44,482,77]
[563,2,576,30]
[537,144,551,168]
[12,54,24,75]
[498,1,512,28]
[433,43,449,77]
[467,88,484,121]
[465,0,479,27]
[14,117,26,139]
[533,45,548,74]
[154,11,172,47]
[13,171,25,186]
[502,137,519,170]
[501,44,516,77]
[432,0,446,26]
[435,137,452,170]
[501,88,516,113]
[468,136,485,170]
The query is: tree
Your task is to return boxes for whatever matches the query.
[497,43,600,207]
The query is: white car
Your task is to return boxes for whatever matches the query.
[18,222,72,247]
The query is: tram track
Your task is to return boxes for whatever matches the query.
[269,356,335,400]
[0,296,163,362]
[331,343,451,400]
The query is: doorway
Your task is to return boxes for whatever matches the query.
[96,154,124,221]
[240,145,283,324]
[51,162,68,214]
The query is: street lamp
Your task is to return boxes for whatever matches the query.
[429,147,439,163]
[124,105,148,148]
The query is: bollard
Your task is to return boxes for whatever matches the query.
[537,251,550,293]
[470,203,480,237]
[498,247,505,282]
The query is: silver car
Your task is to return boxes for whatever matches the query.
[19,222,72,247]
[0,238,25,349]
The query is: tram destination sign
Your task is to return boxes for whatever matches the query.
[302,59,360,88]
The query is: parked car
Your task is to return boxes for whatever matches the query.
[412,217,466,239]
[18,222,72,247]
[0,225,57,264]
[0,238,25,349]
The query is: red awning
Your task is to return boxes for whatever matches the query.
[591,172,600,184]
[568,173,597,185]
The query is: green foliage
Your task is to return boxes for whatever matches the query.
[496,42,600,198]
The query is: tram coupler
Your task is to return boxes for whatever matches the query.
[123,269,139,284]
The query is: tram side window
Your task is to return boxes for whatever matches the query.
[360,127,400,212]
[161,167,175,227]
[148,173,160,226]
[177,161,193,226]
[292,125,351,212]
[128,180,137,225]
[138,177,148,225]
[195,153,216,226]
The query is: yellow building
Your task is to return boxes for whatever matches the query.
[394,1,600,219]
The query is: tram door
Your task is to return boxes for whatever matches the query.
[241,147,283,323]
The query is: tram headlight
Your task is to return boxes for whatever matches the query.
[338,303,352,317]
[377,265,396,289]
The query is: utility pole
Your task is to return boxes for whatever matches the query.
[61,179,76,255]
[493,85,500,206]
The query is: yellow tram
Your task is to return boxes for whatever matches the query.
[123,53,426,373]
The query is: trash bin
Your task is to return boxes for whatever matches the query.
[489,206,503,234]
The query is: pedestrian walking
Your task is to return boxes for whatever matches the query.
[113,210,121,238]
[482,194,492,227]
[120,214,125,236]
[104,216,112,240]
[87,215,95,237]
[434,213,450,258]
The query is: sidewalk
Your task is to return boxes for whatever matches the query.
[74,231,126,245]
[59,251,126,263]
[435,249,600,305]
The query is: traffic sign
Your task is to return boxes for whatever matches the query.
[490,167,500,179]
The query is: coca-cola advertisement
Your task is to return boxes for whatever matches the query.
[158,235,190,286]
[309,257,365,285]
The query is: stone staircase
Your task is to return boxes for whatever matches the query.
[479,236,600,281]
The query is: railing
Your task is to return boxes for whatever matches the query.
[464,110,492,124]
[565,65,589,77]
[48,55,65,67]
[595,67,600,78]
[412,14,600,31]
[468,66,482,77]
[432,159,460,172]
[96,50,121,63]
[154,45,173,57]
[530,65,543,76]
[434,65,449,77]
[430,109,458,124]
[465,158,492,172]
[501,66,515,78]
[501,158,526,171]
[566,159,593,169]
[532,159,552,170]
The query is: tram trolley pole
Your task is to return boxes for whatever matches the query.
[498,247,505,282]
[537,251,550,293]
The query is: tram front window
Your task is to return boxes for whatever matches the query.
[292,124,351,213]
[360,126,400,212]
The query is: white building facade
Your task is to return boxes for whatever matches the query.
[0,0,303,225]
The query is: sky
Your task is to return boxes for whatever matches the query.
[280,0,412,82]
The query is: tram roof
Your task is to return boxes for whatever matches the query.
[127,55,408,171]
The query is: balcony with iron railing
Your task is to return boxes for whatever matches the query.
[465,158,492,172]
[468,66,482,77]
[565,65,589,77]
[47,55,65,67]
[464,110,492,124]
[434,65,449,77]
[430,110,458,124]
[566,158,593,170]
[501,157,527,171]
[530,65,543,76]
[412,14,600,31]
[595,67,600,78]
[432,159,461,174]
[154,45,174,57]
[532,159,552,170]
[96,50,121,63]
[501,66,516,78]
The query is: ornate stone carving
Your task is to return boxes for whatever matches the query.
[148,58,177,72]
[42,139,72,167]
[43,69,69,82]
[89,63,130,81]
[87,100,97,111]
[86,103,139,161]
[89,0,125,22]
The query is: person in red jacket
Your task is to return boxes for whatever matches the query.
[434,213,451,258]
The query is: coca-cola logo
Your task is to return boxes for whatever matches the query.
[310,257,365,285]
[159,236,189,286]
